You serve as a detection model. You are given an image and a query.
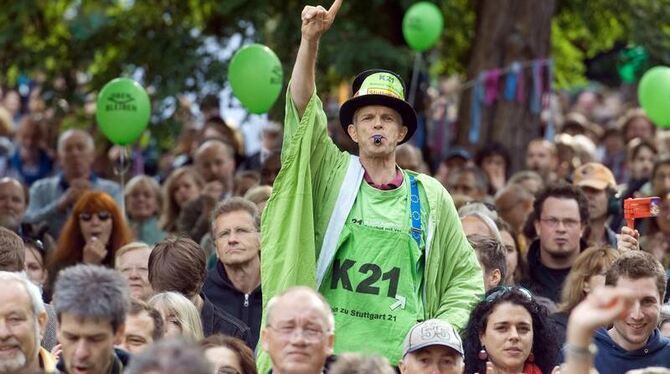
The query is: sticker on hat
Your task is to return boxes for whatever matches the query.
[355,72,406,100]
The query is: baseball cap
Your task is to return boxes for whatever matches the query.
[573,162,616,190]
[402,319,463,357]
[339,69,417,144]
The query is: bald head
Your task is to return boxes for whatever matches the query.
[265,286,334,332]
[194,140,236,183]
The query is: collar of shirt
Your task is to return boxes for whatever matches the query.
[363,167,404,190]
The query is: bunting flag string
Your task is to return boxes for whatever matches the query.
[457,58,554,144]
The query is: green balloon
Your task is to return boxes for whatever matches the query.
[96,78,151,145]
[638,66,670,128]
[402,2,444,52]
[228,44,283,114]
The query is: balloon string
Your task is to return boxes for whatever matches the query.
[408,52,422,106]
[119,146,127,218]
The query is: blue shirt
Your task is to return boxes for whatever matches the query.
[593,327,670,374]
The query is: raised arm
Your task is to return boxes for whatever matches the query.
[290,0,343,118]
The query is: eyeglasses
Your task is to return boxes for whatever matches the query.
[79,211,111,222]
[485,286,533,303]
[539,217,580,229]
[267,324,326,343]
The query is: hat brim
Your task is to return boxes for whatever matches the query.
[339,94,417,145]
[405,342,464,357]
[576,180,609,190]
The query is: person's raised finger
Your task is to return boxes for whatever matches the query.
[327,0,343,18]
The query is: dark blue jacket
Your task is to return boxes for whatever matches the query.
[593,327,670,374]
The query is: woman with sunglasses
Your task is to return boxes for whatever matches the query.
[462,286,560,374]
[47,191,132,288]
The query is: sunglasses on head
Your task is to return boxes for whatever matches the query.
[22,236,46,255]
[79,211,111,222]
[484,286,533,303]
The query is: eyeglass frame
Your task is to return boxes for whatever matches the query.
[538,216,581,229]
[266,324,330,343]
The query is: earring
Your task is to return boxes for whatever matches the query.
[528,352,535,362]
[478,348,488,361]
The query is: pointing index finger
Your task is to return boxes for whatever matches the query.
[327,0,343,18]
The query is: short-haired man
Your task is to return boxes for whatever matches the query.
[0,177,28,232]
[148,236,251,345]
[203,197,262,347]
[526,138,558,183]
[0,226,24,272]
[25,129,123,237]
[587,251,670,373]
[120,299,164,355]
[446,166,488,202]
[52,264,130,374]
[572,163,618,247]
[399,319,464,374]
[115,242,153,301]
[468,234,507,291]
[194,139,236,200]
[261,286,335,374]
[522,183,589,303]
[0,271,54,373]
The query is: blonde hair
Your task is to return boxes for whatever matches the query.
[558,246,620,313]
[244,185,272,207]
[159,167,204,232]
[148,291,204,341]
[115,241,151,260]
[125,175,163,217]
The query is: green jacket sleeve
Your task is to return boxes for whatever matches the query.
[258,87,348,372]
[421,175,484,331]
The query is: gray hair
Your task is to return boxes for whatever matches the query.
[52,264,130,332]
[125,338,212,374]
[210,197,260,234]
[57,129,94,155]
[0,271,45,316]
[265,286,335,333]
[458,203,502,241]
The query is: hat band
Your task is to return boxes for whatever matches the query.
[353,87,402,99]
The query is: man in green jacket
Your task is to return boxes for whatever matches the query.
[260,0,483,367]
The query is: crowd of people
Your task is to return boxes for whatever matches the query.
[1,1,670,374]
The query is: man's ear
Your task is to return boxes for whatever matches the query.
[261,328,270,352]
[398,125,408,142]
[347,124,359,144]
[489,269,502,288]
[37,311,48,340]
[326,332,335,355]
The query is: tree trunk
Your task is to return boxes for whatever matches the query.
[457,0,556,172]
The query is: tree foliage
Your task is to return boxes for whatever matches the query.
[1,0,668,149]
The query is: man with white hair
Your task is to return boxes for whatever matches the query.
[261,286,335,374]
[0,271,55,373]
[25,129,122,237]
